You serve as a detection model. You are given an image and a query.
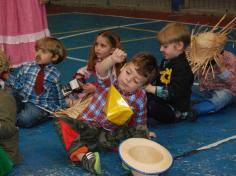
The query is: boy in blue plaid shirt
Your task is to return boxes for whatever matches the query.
[7,37,67,128]
[56,50,158,175]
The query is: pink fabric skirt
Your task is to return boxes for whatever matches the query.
[0,0,50,66]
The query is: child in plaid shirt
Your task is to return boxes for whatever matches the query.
[7,37,67,128]
[192,50,236,115]
[56,51,158,175]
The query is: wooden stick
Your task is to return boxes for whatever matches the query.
[174,135,236,160]
[36,105,54,114]
[211,14,226,32]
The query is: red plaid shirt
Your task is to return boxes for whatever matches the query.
[199,51,236,96]
[77,71,147,132]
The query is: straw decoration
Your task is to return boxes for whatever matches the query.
[186,15,236,79]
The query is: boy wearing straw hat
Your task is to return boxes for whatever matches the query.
[187,15,236,116]
[56,50,158,175]
[146,22,195,123]
[192,50,236,115]
[0,50,20,165]
[188,39,236,115]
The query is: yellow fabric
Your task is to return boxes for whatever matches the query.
[103,85,133,126]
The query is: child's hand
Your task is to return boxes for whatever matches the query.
[145,84,156,94]
[65,97,74,107]
[75,73,85,80]
[1,71,10,81]
[148,131,156,139]
[111,48,127,63]
[82,83,96,94]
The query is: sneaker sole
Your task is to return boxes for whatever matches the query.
[94,152,101,175]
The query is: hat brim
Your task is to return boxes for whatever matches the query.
[119,138,173,175]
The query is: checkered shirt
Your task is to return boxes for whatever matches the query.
[199,51,236,96]
[7,61,66,111]
[78,71,147,132]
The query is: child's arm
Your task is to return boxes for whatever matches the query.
[96,49,126,78]
[215,51,236,79]
[216,51,236,89]
[145,84,156,94]
[6,65,26,90]
[145,83,169,99]
[73,65,91,80]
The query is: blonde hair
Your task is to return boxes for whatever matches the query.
[87,30,125,76]
[0,50,10,75]
[157,22,190,48]
[35,37,66,64]
[129,52,158,85]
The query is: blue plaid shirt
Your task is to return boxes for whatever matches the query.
[7,61,66,111]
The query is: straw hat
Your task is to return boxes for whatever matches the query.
[186,15,236,79]
[0,50,10,75]
[119,138,173,176]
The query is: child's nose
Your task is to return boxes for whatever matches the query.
[125,76,132,82]
[160,46,164,52]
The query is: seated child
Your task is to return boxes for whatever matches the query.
[186,27,236,115]
[0,50,20,164]
[56,51,158,175]
[145,22,195,123]
[63,30,125,105]
[6,37,67,128]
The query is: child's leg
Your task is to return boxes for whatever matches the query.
[16,103,48,128]
[10,90,24,113]
[192,89,233,115]
[57,119,101,174]
[147,95,177,123]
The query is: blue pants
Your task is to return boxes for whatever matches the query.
[191,88,233,115]
[13,92,49,128]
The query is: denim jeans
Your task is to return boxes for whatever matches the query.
[191,88,233,115]
[16,103,49,128]
[13,92,49,128]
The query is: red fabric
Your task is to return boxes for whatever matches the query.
[34,65,45,94]
[58,120,79,151]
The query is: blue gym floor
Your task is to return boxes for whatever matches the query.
[10,12,236,176]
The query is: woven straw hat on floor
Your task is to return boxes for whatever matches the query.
[119,138,173,176]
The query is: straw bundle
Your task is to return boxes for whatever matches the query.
[55,95,93,119]
[186,15,236,79]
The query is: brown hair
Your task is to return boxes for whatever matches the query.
[129,52,158,85]
[157,22,190,49]
[87,30,125,76]
[35,37,66,64]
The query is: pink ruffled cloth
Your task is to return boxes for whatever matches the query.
[0,0,50,66]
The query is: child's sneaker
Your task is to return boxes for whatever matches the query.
[186,109,198,122]
[82,152,101,175]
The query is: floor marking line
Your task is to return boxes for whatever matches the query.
[58,20,160,40]
[67,56,87,62]
[174,135,236,160]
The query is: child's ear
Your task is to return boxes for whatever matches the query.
[52,55,59,62]
[176,41,184,51]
